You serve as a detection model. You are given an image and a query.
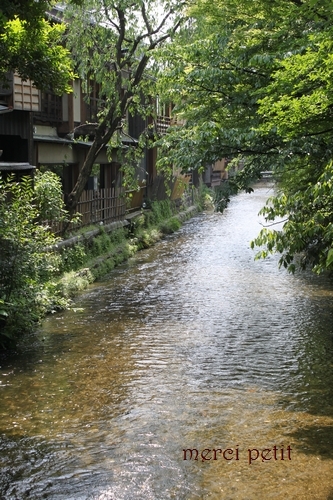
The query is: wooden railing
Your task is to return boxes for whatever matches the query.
[77,187,126,225]
[49,187,126,234]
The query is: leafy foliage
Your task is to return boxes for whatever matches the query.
[251,162,333,274]
[155,0,283,179]
[157,0,333,273]
[62,0,187,214]
[34,170,70,223]
[0,1,76,93]
[0,175,60,346]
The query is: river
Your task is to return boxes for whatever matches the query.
[1,185,333,499]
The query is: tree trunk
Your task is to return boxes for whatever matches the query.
[66,137,104,216]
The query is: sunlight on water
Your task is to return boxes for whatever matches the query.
[1,185,333,499]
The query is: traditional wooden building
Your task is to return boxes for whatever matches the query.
[0,71,188,228]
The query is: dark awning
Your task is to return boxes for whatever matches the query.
[0,162,36,171]
[33,134,72,144]
[34,132,138,148]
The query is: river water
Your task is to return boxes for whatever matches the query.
[1,185,333,499]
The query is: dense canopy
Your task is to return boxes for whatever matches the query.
[157,0,333,273]
[0,0,78,93]
[62,0,186,213]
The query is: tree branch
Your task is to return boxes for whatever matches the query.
[102,0,121,33]
[259,218,289,227]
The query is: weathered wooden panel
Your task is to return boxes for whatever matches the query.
[156,116,171,136]
[13,75,40,111]
[213,159,227,172]
[0,110,30,138]
[127,186,145,211]
[171,174,191,200]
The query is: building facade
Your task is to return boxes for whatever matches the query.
[0,72,190,230]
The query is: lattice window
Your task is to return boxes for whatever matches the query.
[37,92,62,122]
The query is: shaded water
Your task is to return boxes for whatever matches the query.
[1,185,333,499]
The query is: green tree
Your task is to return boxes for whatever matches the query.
[156,0,286,184]
[251,19,333,273]
[0,174,66,348]
[157,0,333,273]
[251,162,333,273]
[63,0,187,215]
[0,0,80,93]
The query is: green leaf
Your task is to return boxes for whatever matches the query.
[326,248,333,267]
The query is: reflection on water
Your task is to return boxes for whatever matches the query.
[1,185,333,499]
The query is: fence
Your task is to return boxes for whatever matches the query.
[49,187,126,234]
[77,187,126,226]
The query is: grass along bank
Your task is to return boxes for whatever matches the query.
[38,201,198,327]
[0,177,215,349]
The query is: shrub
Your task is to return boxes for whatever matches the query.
[160,217,181,234]
[34,170,69,222]
[213,182,235,212]
[0,175,60,347]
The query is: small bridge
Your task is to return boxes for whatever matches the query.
[260,170,273,180]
